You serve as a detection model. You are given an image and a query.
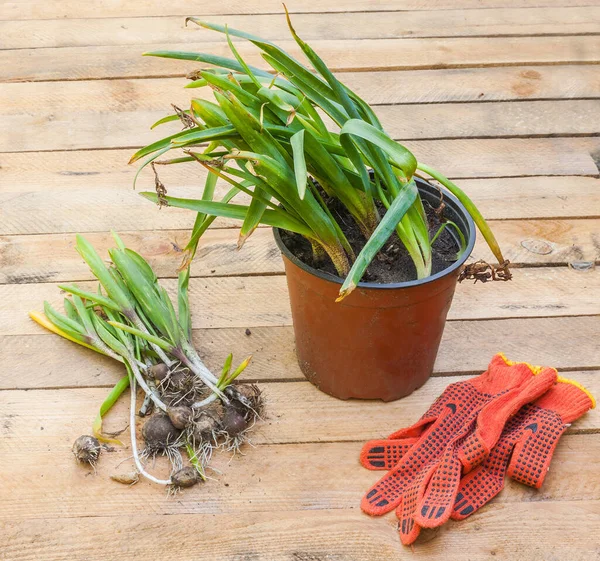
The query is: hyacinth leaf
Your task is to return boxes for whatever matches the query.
[290,129,308,199]
[140,192,314,237]
[338,180,419,301]
[130,124,235,163]
[43,300,88,337]
[75,235,133,312]
[184,178,236,260]
[70,294,96,335]
[178,268,192,341]
[226,355,252,385]
[158,285,182,343]
[107,321,173,351]
[284,7,360,121]
[144,49,272,78]
[92,375,130,445]
[200,71,261,107]
[340,120,417,179]
[109,248,179,344]
[58,284,121,313]
[63,297,79,322]
[111,230,127,250]
[217,353,234,388]
[416,163,506,264]
[151,114,181,129]
[29,310,101,354]
[91,314,130,358]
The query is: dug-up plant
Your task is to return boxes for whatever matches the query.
[132,9,511,300]
[30,233,264,488]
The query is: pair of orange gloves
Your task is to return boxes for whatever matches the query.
[360,353,595,545]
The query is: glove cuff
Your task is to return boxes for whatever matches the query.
[537,377,595,423]
[470,353,552,395]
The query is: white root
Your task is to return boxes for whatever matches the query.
[129,375,172,486]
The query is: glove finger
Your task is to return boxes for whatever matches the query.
[361,468,405,516]
[415,448,462,528]
[359,437,420,470]
[396,463,437,545]
[458,367,557,472]
[451,463,505,520]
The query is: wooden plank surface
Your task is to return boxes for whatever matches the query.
[4,267,600,336]
[3,172,599,236]
[1,373,597,451]
[0,431,597,518]
[2,218,599,285]
[3,8,598,49]
[1,502,599,561]
[3,66,599,119]
[4,98,599,152]
[2,315,599,389]
[3,36,600,82]
[3,0,598,20]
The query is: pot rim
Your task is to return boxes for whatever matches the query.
[273,178,476,290]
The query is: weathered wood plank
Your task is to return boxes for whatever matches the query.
[2,316,599,389]
[3,174,599,235]
[0,373,596,449]
[4,99,599,152]
[1,141,598,236]
[4,267,600,336]
[3,36,599,82]
[3,8,599,49]
[2,0,597,20]
[0,431,596,520]
[2,218,598,285]
[1,502,599,560]
[3,66,598,123]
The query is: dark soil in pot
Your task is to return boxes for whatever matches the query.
[280,196,460,284]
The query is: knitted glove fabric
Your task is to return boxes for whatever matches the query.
[360,354,558,545]
[452,378,595,521]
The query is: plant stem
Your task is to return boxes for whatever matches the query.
[131,315,175,367]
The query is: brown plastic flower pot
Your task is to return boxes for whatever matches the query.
[273,178,476,401]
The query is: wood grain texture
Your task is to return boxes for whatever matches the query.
[3,0,598,19]
[2,316,599,389]
[3,36,599,82]
[1,502,599,561]
[3,8,599,49]
[3,66,599,120]
[4,267,600,336]
[2,218,599,285]
[3,162,599,235]
[0,373,596,450]
[4,98,599,152]
[0,432,596,518]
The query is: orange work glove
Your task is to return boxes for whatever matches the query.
[452,378,595,520]
[360,354,557,545]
